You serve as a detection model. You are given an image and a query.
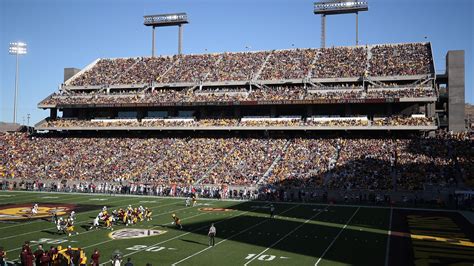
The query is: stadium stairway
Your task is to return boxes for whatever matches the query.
[193,147,236,185]
[258,140,291,185]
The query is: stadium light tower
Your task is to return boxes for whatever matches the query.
[9,42,27,124]
[314,0,368,48]
[144,13,189,57]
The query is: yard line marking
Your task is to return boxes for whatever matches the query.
[171,205,301,265]
[244,207,327,266]
[0,194,116,231]
[4,198,184,252]
[384,207,393,266]
[315,207,360,266]
[100,204,299,265]
[0,192,42,202]
[88,210,210,254]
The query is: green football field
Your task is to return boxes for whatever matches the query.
[0,191,473,265]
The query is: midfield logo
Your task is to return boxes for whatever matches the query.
[109,229,167,240]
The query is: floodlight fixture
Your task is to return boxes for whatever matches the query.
[9,42,27,55]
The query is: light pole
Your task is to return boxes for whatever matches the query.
[9,42,27,124]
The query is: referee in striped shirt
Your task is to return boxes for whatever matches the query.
[208,223,216,247]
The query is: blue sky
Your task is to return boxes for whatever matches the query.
[0,0,472,124]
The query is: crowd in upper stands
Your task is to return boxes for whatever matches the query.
[40,85,435,106]
[369,43,432,76]
[259,49,316,80]
[312,47,367,78]
[2,132,472,191]
[65,43,432,87]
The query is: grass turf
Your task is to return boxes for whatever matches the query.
[0,191,472,265]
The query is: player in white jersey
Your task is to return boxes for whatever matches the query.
[69,211,76,221]
[185,197,191,207]
[31,204,39,217]
[90,216,100,230]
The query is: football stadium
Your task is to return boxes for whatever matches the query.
[1,0,473,265]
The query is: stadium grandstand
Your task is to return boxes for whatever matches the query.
[1,1,473,265]
[1,40,471,195]
[35,42,440,132]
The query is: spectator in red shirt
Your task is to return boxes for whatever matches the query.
[90,249,100,266]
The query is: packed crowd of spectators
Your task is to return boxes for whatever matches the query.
[63,43,433,88]
[238,119,304,127]
[38,116,435,129]
[70,58,138,86]
[159,54,220,83]
[2,132,471,192]
[312,47,367,78]
[366,87,436,98]
[113,56,175,85]
[369,43,432,76]
[305,89,364,100]
[259,49,316,80]
[267,138,336,187]
[207,51,270,81]
[305,119,369,127]
[40,85,436,107]
[201,139,288,186]
[372,116,435,126]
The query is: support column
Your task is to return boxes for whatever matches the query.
[13,53,19,123]
[152,26,156,57]
[321,15,326,48]
[178,24,183,55]
[50,108,58,120]
[356,12,359,46]
[447,51,465,132]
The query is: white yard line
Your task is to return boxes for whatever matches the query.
[384,207,393,266]
[100,205,297,265]
[0,194,114,231]
[172,204,301,265]
[0,192,42,202]
[244,207,327,266]
[314,207,360,266]
[4,198,184,252]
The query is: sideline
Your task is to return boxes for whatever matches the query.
[1,190,462,213]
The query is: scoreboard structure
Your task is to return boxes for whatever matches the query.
[314,0,368,48]
[143,13,189,56]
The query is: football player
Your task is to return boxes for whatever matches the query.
[90,215,100,230]
[30,203,39,217]
[51,210,58,224]
[66,218,77,236]
[145,207,153,221]
[105,215,114,231]
[138,206,144,222]
[171,213,183,229]
[185,197,191,207]
[56,217,66,234]
[69,211,76,221]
